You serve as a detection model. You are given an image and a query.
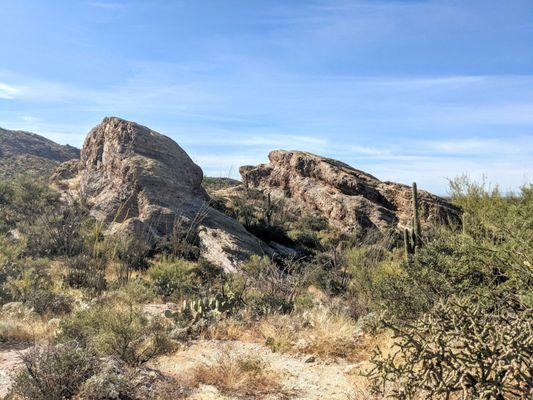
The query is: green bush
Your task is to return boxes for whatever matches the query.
[58,303,175,366]
[0,175,58,234]
[148,257,223,300]
[24,201,90,257]
[148,258,198,299]
[11,343,98,400]
[3,259,52,303]
[64,254,107,292]
[27,290,73,316]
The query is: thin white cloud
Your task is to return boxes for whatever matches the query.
[85,1,124,10]
[0,82,19,99]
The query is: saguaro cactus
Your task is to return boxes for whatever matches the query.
[265,192,273,226]
[404,182,422,259]
[403,228,412,259]
[411,182,422,247]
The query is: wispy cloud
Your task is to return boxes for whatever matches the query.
[85,1,125,10]
[0,82,19,99]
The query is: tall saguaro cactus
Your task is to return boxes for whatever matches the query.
[404,182,422,259]
[411,182,421,247]
[266,192,273,226]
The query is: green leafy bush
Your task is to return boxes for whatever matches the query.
[148,258,198,299]
[58,304,175,366]
[0,175,58,234]
[148,257,223,300]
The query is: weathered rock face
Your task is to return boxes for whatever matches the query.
[54,117,265,271]
[240,150,460,232]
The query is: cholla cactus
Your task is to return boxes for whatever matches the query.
[367,295,533,399]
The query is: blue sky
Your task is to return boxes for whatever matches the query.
[0,0,532,194]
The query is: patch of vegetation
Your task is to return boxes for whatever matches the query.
[57,302,175,366]
[11,343,98,400]
[189,345,286,398]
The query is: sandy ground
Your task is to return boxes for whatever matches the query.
[0,343,29,398]
[153,340,367,399]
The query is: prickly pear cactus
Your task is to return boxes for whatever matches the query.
[164,291,239,326]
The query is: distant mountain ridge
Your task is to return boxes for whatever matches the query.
[0,127,80,178]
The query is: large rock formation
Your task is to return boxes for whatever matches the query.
[240,150,460,232]
[53,117,266,271]
[0,127,79,178]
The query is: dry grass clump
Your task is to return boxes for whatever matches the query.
[0,315,56,343]
[202,317,253,341]
[189,345,285,398]
[258,306,362,360]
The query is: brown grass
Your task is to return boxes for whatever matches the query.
[204,306,364,361]
[258,307,362,360]
[188,345,287,399]
[0,315,56,343]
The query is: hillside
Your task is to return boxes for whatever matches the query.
[0,127,79,178]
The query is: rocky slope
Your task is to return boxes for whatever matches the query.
[53,117,266,271]
[0,127,79,178]
[240,150,460,232]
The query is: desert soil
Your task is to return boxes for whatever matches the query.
[153,339,365,399]
[0,344,29,398]
[0,340,367,399]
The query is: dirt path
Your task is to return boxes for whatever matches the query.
[0,344,29,398]
[154,340,362,399]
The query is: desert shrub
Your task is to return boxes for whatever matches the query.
[287,228,320,248]
[64,254,107,292]
[149,258,198,299]
[11,343,98,400]
[0,175,58,234]
[344,244,396,316]
[2,259,52,303]
[243,255,308,315]
[367,294,533,399]
[0,240,27,303]
[1,258,72,315]
[148,257,224,300]
[157,217,202,261]
[24,200,90,257]
[57,303,175,366]
[293,214,330,232]
[27,290,73,316]
[114,234,152,273]
[111,278,156,305]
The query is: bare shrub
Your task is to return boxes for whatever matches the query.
[11,343,98,400]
